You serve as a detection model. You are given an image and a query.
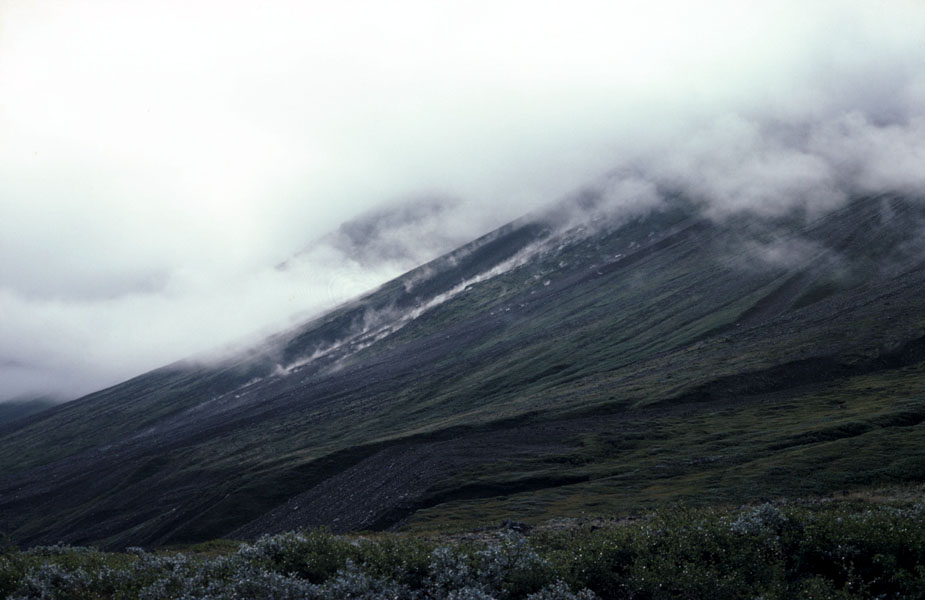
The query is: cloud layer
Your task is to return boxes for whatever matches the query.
[1,0,924,400]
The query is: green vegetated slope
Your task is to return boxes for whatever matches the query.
[403,366,925,532]
[1,195,925,549]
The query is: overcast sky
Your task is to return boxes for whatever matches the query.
[2,0,924,402]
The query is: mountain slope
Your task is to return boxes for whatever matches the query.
[2,195,925,548]
[0,396,57,425]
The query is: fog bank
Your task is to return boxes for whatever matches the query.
[1,0,923,400]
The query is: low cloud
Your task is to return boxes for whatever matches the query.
[0,252,398,400]
[1,0,924,401]
[597,107,925,225]
[0,193,499,401]
[283,195,498,273]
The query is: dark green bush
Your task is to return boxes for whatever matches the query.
[2,500,924,599]
[0,554,26,598]
[354,535,433,588]
[239,528,360,582]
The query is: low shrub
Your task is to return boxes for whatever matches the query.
[1,500,923,599]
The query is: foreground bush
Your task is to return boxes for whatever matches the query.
[2,500,924,599]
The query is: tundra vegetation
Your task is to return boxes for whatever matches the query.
[2,495,924,599]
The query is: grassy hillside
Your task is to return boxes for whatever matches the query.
[1,195,924,548]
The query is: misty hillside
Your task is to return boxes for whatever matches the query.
[2,194,925,549]
[0,396,57,426]
[279,195,485,272]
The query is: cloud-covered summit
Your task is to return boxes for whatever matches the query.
[1,0,924,401]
